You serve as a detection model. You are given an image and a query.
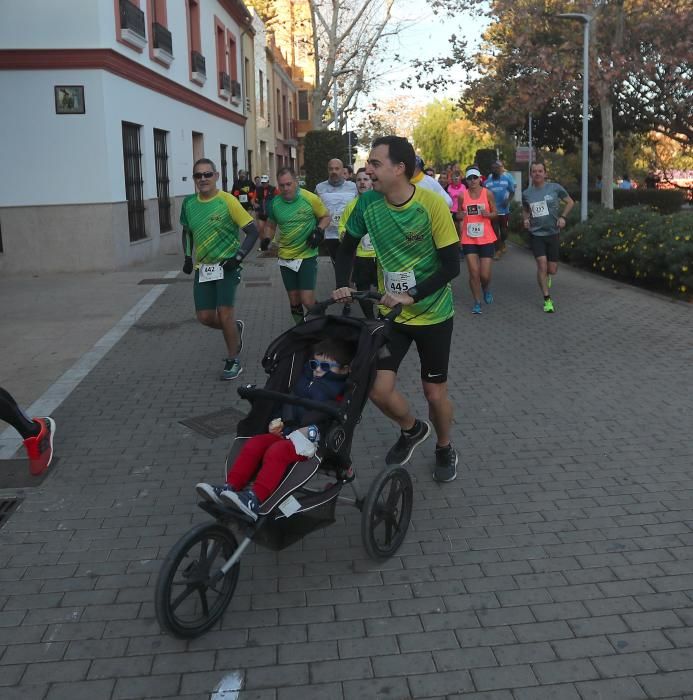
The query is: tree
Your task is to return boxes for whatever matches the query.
[411,100,494,170]
[417,0,692,209]
[354,96,423,146]
[249,0,411,131]
[303,130,347,191]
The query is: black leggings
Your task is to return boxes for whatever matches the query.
[0,388,39,438]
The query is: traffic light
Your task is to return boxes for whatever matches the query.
[343,131,358,166]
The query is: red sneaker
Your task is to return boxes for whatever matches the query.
[23,417,56,476]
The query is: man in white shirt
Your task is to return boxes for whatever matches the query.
[315,158,358,265]
[411,157,453,208]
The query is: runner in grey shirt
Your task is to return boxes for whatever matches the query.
[315,158,358,266]
[522,162,574,313]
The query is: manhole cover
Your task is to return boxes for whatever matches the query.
[0,459,58,489]
[180,407,247,439]
[0,498,22,529]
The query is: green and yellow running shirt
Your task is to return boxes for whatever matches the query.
[180,190,253,264]
[346,187,458,325]
[267,189,329,259]
[339,197,376,259]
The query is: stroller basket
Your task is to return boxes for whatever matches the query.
[254,494,338,551]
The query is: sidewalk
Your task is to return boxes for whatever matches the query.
[0,246,692,699]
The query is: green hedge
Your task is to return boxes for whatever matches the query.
[559,207,692,298]
[508,202,692,299]
[565,188,685,214]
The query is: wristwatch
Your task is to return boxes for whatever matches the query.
[406,285,419,301]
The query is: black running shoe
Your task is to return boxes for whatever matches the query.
[385,419,431,465]
[433,443,458,482]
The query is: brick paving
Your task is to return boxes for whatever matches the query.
[1,247,692,699]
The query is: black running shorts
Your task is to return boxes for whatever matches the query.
[377,317,453,384]
[530,233,560,262]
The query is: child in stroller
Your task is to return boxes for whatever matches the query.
[195,338,356,519]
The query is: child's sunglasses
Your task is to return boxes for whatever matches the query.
[309,359,343,372]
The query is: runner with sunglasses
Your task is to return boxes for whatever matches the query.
[181,158,259,380]
[459,166,498,314]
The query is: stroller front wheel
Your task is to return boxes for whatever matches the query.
[155,522,240,639]
[361,465,413,560]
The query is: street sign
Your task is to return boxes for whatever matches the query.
[515,147,536,163]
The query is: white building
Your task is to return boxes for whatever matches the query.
[0,0,254,272]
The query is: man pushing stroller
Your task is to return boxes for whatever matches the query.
[196,338,355,520]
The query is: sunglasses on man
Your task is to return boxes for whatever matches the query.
[309,359,344,372]
[193,171,215,180]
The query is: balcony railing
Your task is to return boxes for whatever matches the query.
[191,51,206,84]
[231,80,242,100]
[219,72,231,96]
[120,0,145,40]
[152,22,172,55]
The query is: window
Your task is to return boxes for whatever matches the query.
[220,144,228,192]
[247,150,253,179]
[276,88,281,133]
[122,122,146,241]
[231,146,239,181]
[244,57,251,111]
[153,129,172,233]
[282,94,288,137]
[118,0,146,50]
[149,0,172,64]
[259,70,264,116]
[267,78,271,123]
[227,33,238,81]
[187,0,205,83]
[216,20,229,98]
[298,91,309,121]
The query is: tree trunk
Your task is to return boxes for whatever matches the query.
[600,96,614,210]
[311,91,325,130]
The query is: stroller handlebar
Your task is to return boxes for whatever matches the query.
[307,291,402,322]
[237,386,344,420]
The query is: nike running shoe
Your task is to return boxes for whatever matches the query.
[385,419,431,466]
[472,302,482,314]
[221,358,243,380]
[433,443,458,482]
[195,483,234,504]
[483,290,494,304]
[23,417,56,476]
[236,319,245,355]
[543,298,555,313]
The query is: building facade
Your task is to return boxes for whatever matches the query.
[0,0,254,273]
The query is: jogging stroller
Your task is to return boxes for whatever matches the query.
[155,293,414,639]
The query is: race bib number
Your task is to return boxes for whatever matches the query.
[331,212,341,227]
[384,270,416,294]
[239,194,248,203]
[467,222,484,238]
[198,263,224,282]
[278,258,303,272]
[530,200,550,217]
[360,234,374,251]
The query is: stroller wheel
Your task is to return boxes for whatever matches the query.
[155,522,240,639]
[361,465,413,560]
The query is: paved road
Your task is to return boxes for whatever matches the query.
[1,247,692,699]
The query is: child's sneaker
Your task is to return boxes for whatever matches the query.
[195,482,233,504]
[23,417,56,476]
[221,488,260,521]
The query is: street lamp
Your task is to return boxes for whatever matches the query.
[556,12,591,222]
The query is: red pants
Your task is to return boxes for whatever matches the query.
[226,433,306,501]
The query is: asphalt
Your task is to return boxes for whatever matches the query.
[0,244,692,700]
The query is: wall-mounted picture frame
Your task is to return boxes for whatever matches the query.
[54,85,85,115]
